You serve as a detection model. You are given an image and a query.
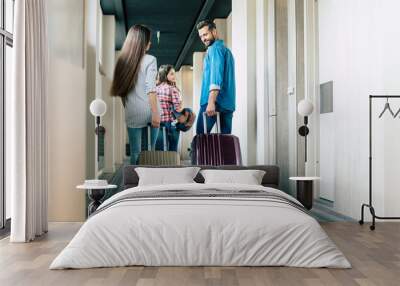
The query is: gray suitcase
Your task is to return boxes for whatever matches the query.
[138,125,181,166]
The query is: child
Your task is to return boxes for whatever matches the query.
[155,65,182,151]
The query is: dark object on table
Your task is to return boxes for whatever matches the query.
[289,177,319,210]
[87,189,106,216]
[296,181,313,210]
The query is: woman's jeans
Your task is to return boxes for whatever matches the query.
[127,126,159,165]
[156,122,180,152]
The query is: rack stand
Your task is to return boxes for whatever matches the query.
[359,95,400,230]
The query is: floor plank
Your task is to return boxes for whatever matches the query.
[0,222,399,286]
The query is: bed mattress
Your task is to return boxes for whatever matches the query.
[50,183,350,269]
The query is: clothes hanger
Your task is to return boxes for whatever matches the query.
[378,97,395,118]
[393,107,400,118]
[392,99,400,118]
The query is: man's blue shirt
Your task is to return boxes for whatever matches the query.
[200,40,235,111]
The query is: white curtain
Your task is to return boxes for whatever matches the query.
[9,0,48,242]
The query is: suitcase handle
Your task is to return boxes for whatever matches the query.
[147,124,167,151]
[202,112,221,134]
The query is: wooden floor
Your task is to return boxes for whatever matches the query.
[0,222,399,286]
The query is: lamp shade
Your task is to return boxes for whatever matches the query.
[89,99,107,117]
[297,99,314,116]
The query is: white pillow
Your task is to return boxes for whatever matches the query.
[200,169,266,185]
[135,167,201,186]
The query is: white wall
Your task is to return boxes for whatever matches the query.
[255,0,267,165]
[319,112,335,201]
[93,0,102,176]
[100,14,121,173]
[46,0,120,221]
[47,59,86,222]
[85,0,98,181]
[232,0,257,165]
[47,0,86,221]
[226,14,232,50]
[214,19,227,44]
[318,0,400,218]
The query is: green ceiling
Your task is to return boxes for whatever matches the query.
[100,0,231,70]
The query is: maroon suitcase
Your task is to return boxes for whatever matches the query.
[191,112,242,166]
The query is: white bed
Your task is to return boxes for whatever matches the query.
[50,183,351,269]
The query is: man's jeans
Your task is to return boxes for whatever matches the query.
[196,104,233,134]
[127,126,159,165]
[156,122,180,152]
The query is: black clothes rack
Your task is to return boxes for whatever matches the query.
[359,95,400,230]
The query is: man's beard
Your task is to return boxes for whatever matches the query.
[205,36,216,47]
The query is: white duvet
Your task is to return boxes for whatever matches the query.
[50,183,351,269]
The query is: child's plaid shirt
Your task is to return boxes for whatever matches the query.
[156,82,182,123]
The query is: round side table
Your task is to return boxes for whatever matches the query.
[289,177,320,210]
[77,184,117,217]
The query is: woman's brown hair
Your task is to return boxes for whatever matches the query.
[110,24,151,103]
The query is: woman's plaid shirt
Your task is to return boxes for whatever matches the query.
[156,82,182,122]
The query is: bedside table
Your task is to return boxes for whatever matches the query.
[76,184,117,216]
[289,177,320,210]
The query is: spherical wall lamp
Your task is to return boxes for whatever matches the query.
[298,99,314,117]
[297,99,314,162]
[89,99,107,135]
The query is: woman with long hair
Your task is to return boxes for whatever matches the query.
[155,65,183,152]
[110,24,160,164]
